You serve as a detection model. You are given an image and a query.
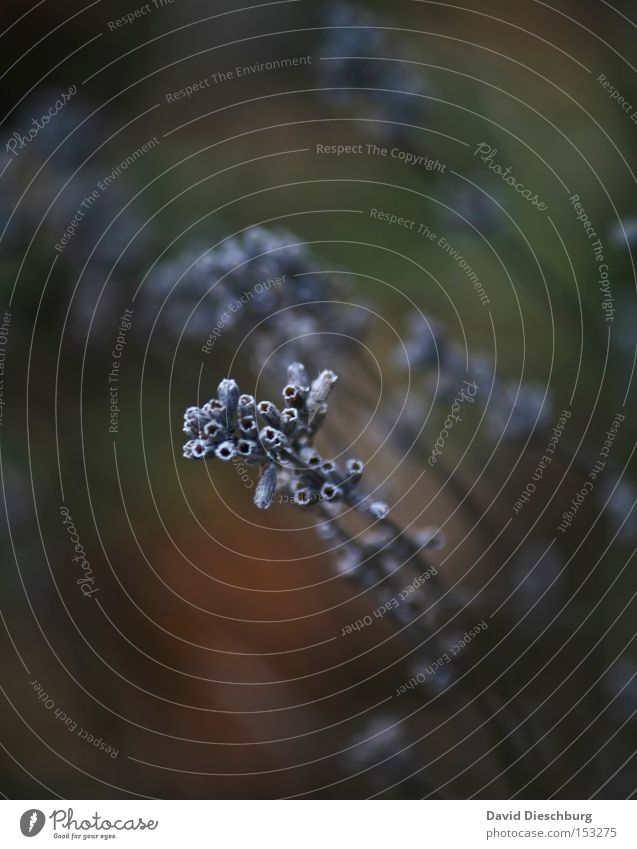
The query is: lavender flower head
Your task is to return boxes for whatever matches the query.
[397,309,553,442]
[484,382,554,442]
[318,3,430,139]
[183,363,387,518]
[149,227,370,372]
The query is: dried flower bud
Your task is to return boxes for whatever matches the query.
[290,477,307,493]
[300,447,323,469]
[239,415,258,437]
[237,439,261,460]
[308,401,329,433]
[203,420,225,441]
[294,487,317,507]
[320,461,343,485]
[277,446,295,465]
[254,462,278,510]
[259,426,287,451]
[183,407,203,437]
[307,370,338,424]
[202,399,225,418]
[282,384,308,409]
[366,501,389,520]
[258,400,281,427]
[215,440,237,461]
[238,394,256,416]
[217,379,240,420]
[183,439,215,459]
[280,407,301,436]
[346,458,365,485]
[321,482,343,502]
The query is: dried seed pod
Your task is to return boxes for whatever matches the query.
[217,379,240,419]
[254,462,278,510]
[307,370,337,424]
[238,394,256,416]
[237,439,261,460]
[183,439,215,459]
[202,399,225,417]
[282,383,308,409]
[183,407,204,437]
[346,458,365,485]
[300,447,323,469]
[215,440,237,461]
[321,482,343,502]
[257,400,281,427]
[308,402,329,434]
[203,420,226,441]
[280,407,301,436]
[239,415,258,438]
[259,426,287,451]
[320,461,342,484]
[294,487,318,507]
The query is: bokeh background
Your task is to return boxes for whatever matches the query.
[1,0,636,799]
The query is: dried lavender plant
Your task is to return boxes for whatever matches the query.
[175,226,634,796]
[182,366,538,793]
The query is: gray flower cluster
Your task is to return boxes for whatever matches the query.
[150,227,369,370]
[183,363,388,517]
